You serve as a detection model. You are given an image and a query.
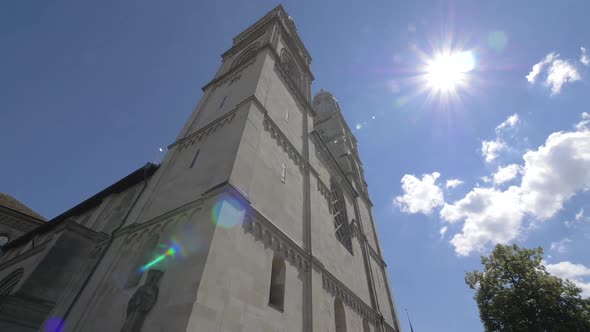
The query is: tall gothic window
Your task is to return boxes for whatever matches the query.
[334,298,347,332]
[280,49,302,91]
[0,268,24,296]
[268,256,286,311]
[331,179,353,254]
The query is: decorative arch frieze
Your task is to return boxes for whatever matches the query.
[175,111,238,152]
[243,213,310,272]
[262,115,308,174]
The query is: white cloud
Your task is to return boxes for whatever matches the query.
[481,139,506,163]
[545,261,590,297]
[581,47,589,66]
[550,237,571,254]
[519,123,590,220]
[545,59,581,95]
[481,176,492,184]
[526,53,556,83]
[395,172,444,214]
[446,179,464,189]
[526,52,582,94]
[565,208,588,228]
[496,114,520,133]
[440,186,524,256]
[441,114,590,255]
[440,226,448,239]
[575,112,590,131]
[493,164,522,185]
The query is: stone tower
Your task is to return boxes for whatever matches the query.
[0,5,401,332]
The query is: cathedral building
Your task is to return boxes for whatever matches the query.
[0,5,401,332]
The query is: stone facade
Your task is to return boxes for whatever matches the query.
[0,5,401,332]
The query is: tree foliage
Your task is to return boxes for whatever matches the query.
[465,244,590,331]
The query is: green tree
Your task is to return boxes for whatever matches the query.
[465,244,590,332]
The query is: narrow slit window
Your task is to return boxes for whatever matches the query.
[285,109,289,122]
[335,298,347,332]
[219,96,227,110]
[189,149,200,168]
[268,256,285,311]
[281,163,286,183]
[363,319,370,332]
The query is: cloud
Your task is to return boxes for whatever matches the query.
[526,53,556,83]
[481,113,521,163]
[446,179,464,189]
[566,208,589,228]
[496,113,520,133]
[545,59,581,95]
[581,47,589,66]
[575,112,590,131]
[493,164,521,185]
[441,113,590,255]
[526,52,582,95]
[481,139,506,163]
[440,186,524,256]
[440,226,448,239]
[550,237,571,254]
[519,119,590,220]
[545,261,590,297]
[395,172,444,214]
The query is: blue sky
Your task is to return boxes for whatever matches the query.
[2,1,590,331]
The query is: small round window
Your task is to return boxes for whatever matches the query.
[0,235,9,246]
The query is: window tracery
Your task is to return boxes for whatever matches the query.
[331,179,353,253]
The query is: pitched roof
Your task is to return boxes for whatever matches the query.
[0,193,46,221]
[2,162,159,250]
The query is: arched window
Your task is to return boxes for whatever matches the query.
[231,43,259,69]
[334,298,347,332]
[268,256,285,311]
[125,235,159,288]
[331,179,353,253]
[363,318,371,332]
[0,268,24,296]
[280,49,302,90]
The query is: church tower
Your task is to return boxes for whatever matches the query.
[0,5,401,332]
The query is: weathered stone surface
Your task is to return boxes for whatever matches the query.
[0,5,401,332]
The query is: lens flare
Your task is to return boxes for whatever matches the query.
[139,244,179,272]
[211,194,247,228]
[44,317,65,332]
[424,50,475,93]
[488,31,508,53]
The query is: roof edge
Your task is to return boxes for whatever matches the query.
[2,162,159,250]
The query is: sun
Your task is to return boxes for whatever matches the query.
[424,50,475,94]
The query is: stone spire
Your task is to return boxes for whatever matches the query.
[312,89,341,114]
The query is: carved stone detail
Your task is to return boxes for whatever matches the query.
[177,112,237,152]
[120,269,163,332]
[321,272,380,326]
[262,116,308,174]
[243,213,309,272]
